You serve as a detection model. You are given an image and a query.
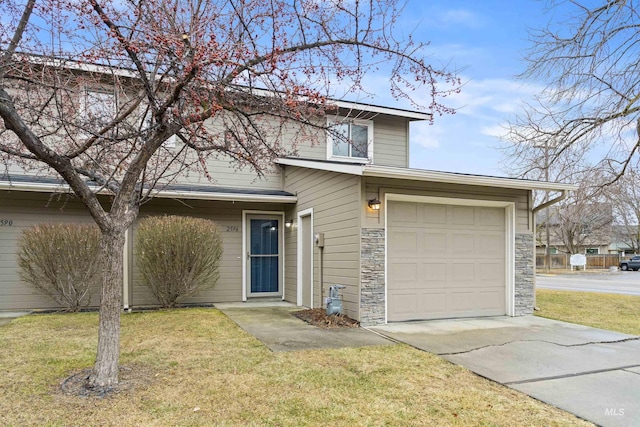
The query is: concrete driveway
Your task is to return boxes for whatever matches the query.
[371,316,640,427]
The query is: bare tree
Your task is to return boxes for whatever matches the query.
[500,134,588,268]
[0,0,460,390]
[505,0,640,182]
[607,170,640,254]
[537,179,613,255]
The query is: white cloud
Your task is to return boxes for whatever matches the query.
[437,9,485,28]
[480,124,507,139]
[411,122,441,149]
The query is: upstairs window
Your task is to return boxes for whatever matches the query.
[327,118,373,162]
[82,89,116,126]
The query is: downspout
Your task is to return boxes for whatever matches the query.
[532,190,568,215]
[531,189,569,310]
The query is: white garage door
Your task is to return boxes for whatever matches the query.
[387,201,506,321]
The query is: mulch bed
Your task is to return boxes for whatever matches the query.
[293,308,360,329]
[59,365,153,398]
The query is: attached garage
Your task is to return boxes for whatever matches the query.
[386,196,514,322]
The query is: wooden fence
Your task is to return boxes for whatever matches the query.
[536,254,626,270]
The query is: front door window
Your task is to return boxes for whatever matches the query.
[248,217,281,295]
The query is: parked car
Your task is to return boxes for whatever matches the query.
[619,256,640,271]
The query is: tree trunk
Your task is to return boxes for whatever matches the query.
[88,227,125,389]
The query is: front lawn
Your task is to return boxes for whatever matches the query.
[0,309,590,426]
[536,289,640,335]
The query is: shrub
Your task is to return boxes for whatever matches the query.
[18,223,101,312]
[135,215,223,308]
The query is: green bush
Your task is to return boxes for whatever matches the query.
[18,223,101,312]
[135,215,223,308]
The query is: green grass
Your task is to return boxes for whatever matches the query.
[0,308,591,426]
[536,289,640,335]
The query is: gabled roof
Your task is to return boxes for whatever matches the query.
[275,158,578,192]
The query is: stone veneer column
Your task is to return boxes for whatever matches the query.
[514,233,535,316]
[360,228,385,326]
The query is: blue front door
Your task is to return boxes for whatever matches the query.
[248,216,281,295]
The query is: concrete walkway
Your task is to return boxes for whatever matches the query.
[0,311,30,326]
[371,316,640,427]
[216,303,393,352]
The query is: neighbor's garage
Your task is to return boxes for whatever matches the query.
[387,200,507,321]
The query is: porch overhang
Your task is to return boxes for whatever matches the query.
[0,175,298,204]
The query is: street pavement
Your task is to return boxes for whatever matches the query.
[537,271,640,296]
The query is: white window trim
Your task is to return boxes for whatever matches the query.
[296,208,314,307]
[81,88,116,122]
[326,117,374,163]
[585,248,600,255]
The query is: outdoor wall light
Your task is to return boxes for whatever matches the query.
[368,198,381,210]
[285,219,294,228]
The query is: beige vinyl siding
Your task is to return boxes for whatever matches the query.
[132,199,288,307]
[0,191,101,311]
[291,115,411,166]
[0,189,290,311]
[372,116,409,167]
[174,155,285,190]
[169,116,325,189]
[283,166,361,319]
[363,178,532,233]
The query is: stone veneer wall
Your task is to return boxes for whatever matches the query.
[515,233,535,316]
[360,228,385,326]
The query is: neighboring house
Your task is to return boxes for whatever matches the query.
[535,203,613,255]
[608,225,640,255]
[0,78,576,326]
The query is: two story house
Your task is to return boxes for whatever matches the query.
[0,81,576,325]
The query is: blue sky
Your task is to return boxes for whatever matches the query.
[362,0,558,176]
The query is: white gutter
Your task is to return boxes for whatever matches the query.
[148,189,297,203]
[364,165,579,192]
[0,180,297,204]
[332,100,432,121]
[532,190,569,214]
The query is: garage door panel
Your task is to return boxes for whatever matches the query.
[477,290,505,310]
[422,232,447,253]
[422,262,447,282]
[452,206,475,225]
[388,261,418,282]
[388,201,507,321]
[388,290,447,321]
[478,261,505,281]
[389,230,418,254]
[451,233,474,254]
[420,204,447,224]
[479,208,504,227]
[476,233,504,254]
[449,291,475,312]
[389,201,417,223]
[451,265,475,282]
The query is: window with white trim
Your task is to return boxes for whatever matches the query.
[327,117,373,161]
[585,248,599,255]
[82,89,116,126]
